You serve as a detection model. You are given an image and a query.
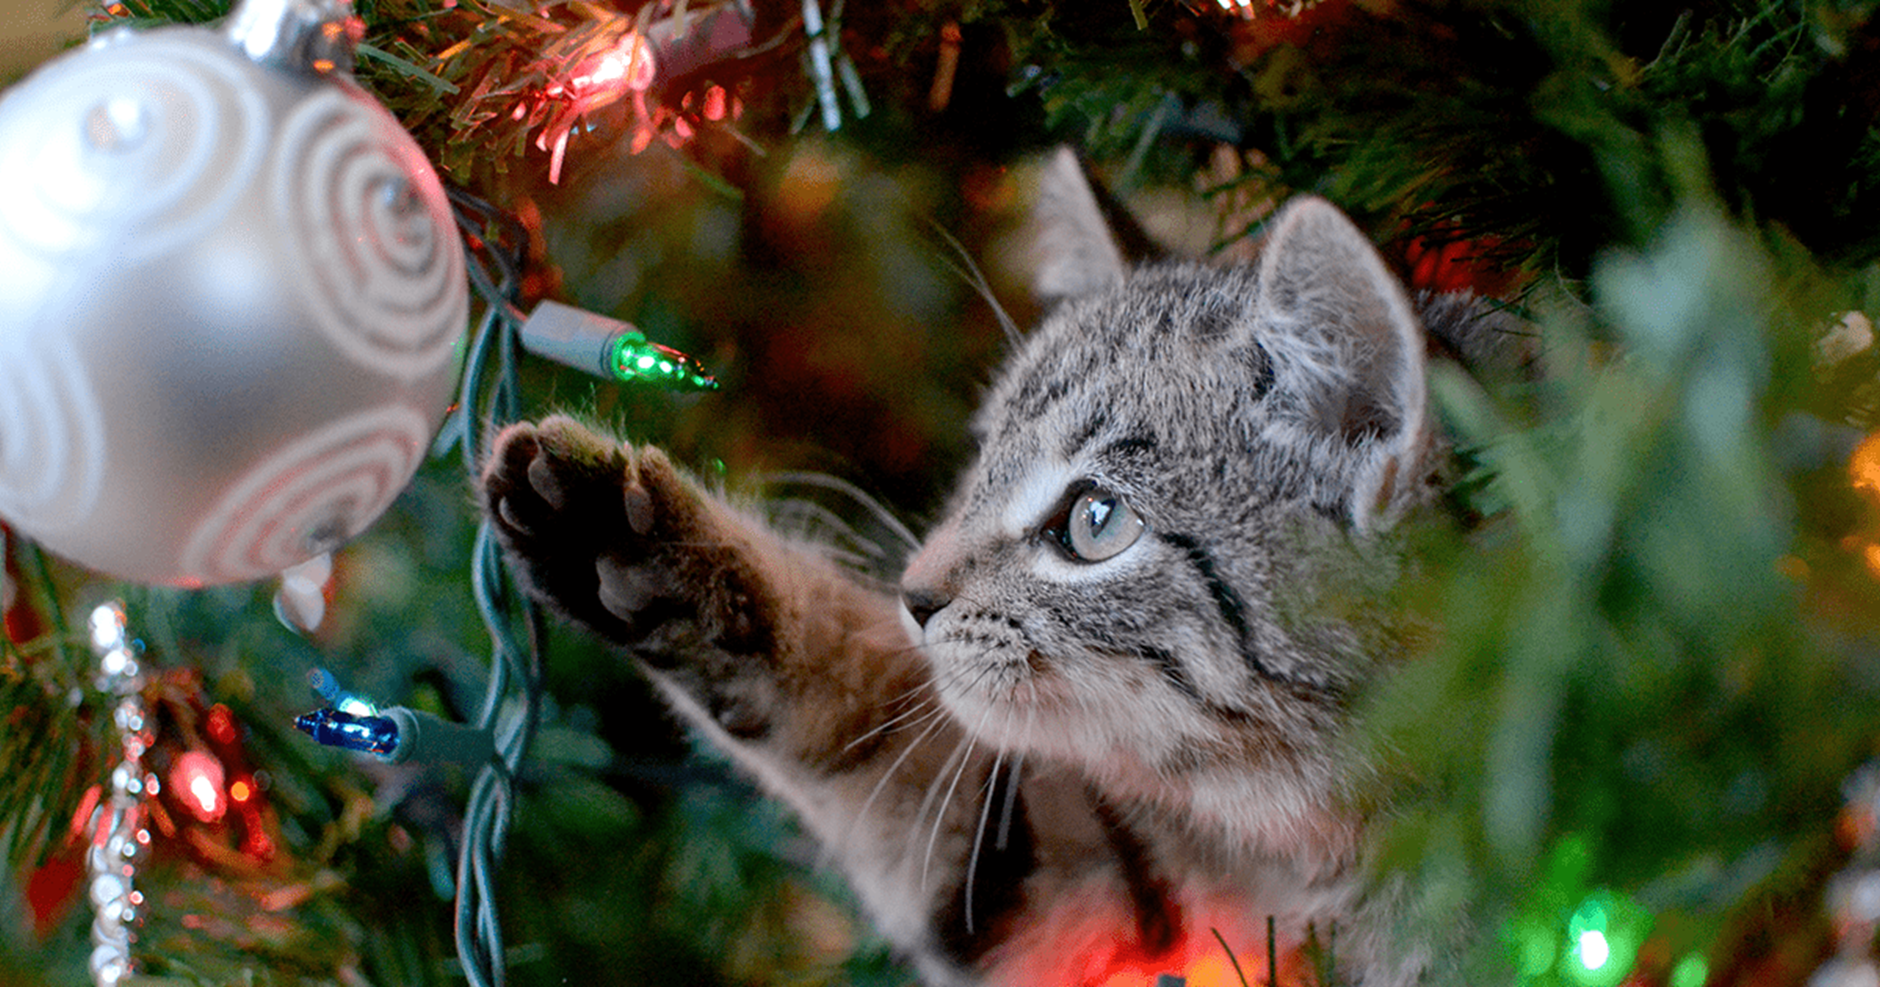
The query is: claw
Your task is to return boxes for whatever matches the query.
[496,495,531,535]
[624,482,655,536]
[527,453,567,509]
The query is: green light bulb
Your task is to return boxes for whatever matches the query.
[1562,890,1649,987]
[608,331,718,392]
[1577,931,1610,971]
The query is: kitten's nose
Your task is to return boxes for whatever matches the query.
[902,587,951,629]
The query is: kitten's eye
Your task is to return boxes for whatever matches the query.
[1050,486,1145,562]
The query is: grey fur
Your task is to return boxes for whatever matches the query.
[482,155,1475,986]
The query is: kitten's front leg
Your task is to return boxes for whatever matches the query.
[480,415,920,759]
[481,418,1022,976]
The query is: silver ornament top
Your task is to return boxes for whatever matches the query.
[0,0,467,585]
[227,0,361,75]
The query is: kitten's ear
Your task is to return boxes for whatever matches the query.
[1255,196,1429,531]
[1020,147,1130,303]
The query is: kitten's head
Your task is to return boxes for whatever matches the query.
[901,151,1433,832]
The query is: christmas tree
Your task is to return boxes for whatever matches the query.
[4,1,1880,985]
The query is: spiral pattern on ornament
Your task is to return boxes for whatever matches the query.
[273,90,466,382]
[178,405,432,584]
[0,337,106,534]
[0,34,267,263]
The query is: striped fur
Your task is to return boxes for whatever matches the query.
[480,155,1472,985]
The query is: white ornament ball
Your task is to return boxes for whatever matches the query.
[0,21,467,586]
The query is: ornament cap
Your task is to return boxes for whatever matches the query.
[226,0,363,75]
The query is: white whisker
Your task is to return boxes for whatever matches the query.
[921,693,1000,892]
[842,688,940,754]
[766,497,873,545]
[920,733,978,893]
[962,710,1014,936]
[852,705,953,835]
[996,747,1024,852]
[911,732,975,888]
[757,471,921,555]
[923,214,1023,348]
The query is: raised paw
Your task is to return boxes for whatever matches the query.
[480,415,700,643]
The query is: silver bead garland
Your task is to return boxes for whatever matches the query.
[84,601,150,987]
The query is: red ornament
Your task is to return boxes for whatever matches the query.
[21,784,107,939]
[22,851,85,937]
[1400,229,1529,298]
[2,523,43,646]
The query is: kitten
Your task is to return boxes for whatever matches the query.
[481,150,1475,986]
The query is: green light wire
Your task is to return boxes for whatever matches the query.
[446,185,545,987]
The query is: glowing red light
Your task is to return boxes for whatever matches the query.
[229,778,253,803]
[188,777,220,817]
[570,32,656,95]
[169,750,226,823]
[206,703,238,746]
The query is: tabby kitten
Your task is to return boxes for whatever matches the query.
[481,150,1454,986]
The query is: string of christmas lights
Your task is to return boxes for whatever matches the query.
[0,0,716,977]
[281,184,546,987]
[441,183,548,987]
[286,173,720,987]
[281,124,717,987]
